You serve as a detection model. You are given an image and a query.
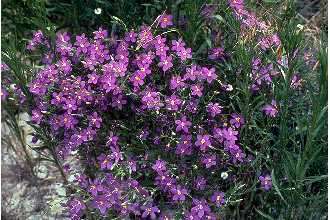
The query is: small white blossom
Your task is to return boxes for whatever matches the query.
[94,8,102,15]
[221,172,229,180]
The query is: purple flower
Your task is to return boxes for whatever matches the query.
[175,116,192,133]
[208,47,224,60]
[202,154,217,168]
[214,127,238,144]
[159,213,174,220]
[138,26,153,48]
[74,174,88,188]
[170,76,186,90]
[207,102,222,117]
[57,58,72,74]
[63,98,77,113]
[125,30,137,43]
[106,132,119,147]
[191,84,203,97]
[262,100,278,117]
[155,172,176,192]
[66,197,86,219]
[229,113,245,128]
[158,56,173,72]
[176,134,193,156]
[75,34,90,54]
[184,211,197,220]
[259,34,281,50]
[152,159,167,174]
[97,154,112,170]
[61,113,78,130]
[111,94,127,110]
[200,67,217,83]
[141,204,160,219]
[195,176,207,190]
[128,159,137,172]
[141,90,163,110]
[56,32,72,56]
[1,87,8,101]
[210,191,225,207]
[290,73,303,89]
[191,199,211,218]
[232,148,246,163]
[88,178,103,196]
[82,57,98,71]
[87,73,99,84]
[259,175,272,191]
[177,47,192,61]
[184,65,200,81]
[31,109,43,124]
[110,145,123,164]
[88,112,102,128]
[127,203,141,216]
[27,30,44,50]
[137,65,152,77]
[159,14,173,28]
[154,35,166,49]
[93,27,108,40]
[195,134,211,152]
[1,63,9,72]
[155,44,170,57]
[229,0,244,11]
[82,127,96,141]
[171,185,188,202]
[186,99,199,114]
[136,51,155,67]
[101,74,117,93]
[165,95,182,111]
[42,52,54,64]
[171,38,186,52]
[130,71,146,87]
[49,116,61,131]
[91,195,111,215]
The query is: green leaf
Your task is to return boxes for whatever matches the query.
[271,170,288,206]
[255,208,275,220]
[212,15,225,23]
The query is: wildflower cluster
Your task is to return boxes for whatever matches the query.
[3,1,312,219]
[25,21,240,217]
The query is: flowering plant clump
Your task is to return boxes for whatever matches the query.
[4,5,276,220]
[26,23,245,218]
[2,0,325,219]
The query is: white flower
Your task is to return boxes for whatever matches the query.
[221,172,229,180]
[94,8,102,15]
[226,84,233,91]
